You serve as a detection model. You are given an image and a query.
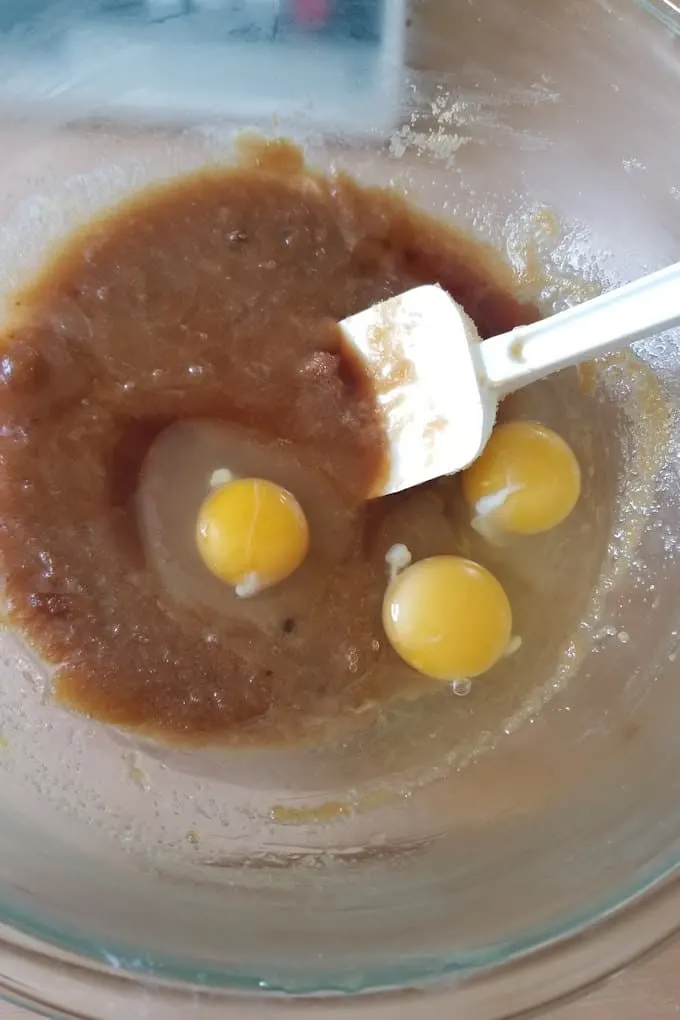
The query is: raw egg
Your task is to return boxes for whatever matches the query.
[383,555,512,680]
[196,478,309,596]
[462,421,581,537]
[138,420,357,628]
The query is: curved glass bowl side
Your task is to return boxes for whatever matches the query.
[638,0,680,34]
[3,861,680,1020]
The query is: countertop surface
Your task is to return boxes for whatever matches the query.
[2,941,680,1020]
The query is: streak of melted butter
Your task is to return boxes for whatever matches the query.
[270,800,352,825]
[270,787,399,826]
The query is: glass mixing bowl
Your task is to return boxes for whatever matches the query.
[0,1,679,1018]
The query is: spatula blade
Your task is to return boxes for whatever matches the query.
[339,285,497,497]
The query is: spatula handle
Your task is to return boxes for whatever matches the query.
[479,261,680,397]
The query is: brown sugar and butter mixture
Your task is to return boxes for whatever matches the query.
[0,141,538,746]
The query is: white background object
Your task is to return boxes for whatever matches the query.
[0,0,405,134]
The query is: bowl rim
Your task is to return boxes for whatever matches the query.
[1,856,680,1019]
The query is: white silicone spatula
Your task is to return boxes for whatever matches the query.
[339,261,680,497]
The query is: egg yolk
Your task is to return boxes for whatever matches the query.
[196,478,309,595]
[461,421,581,537]
[383,555,512,680]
